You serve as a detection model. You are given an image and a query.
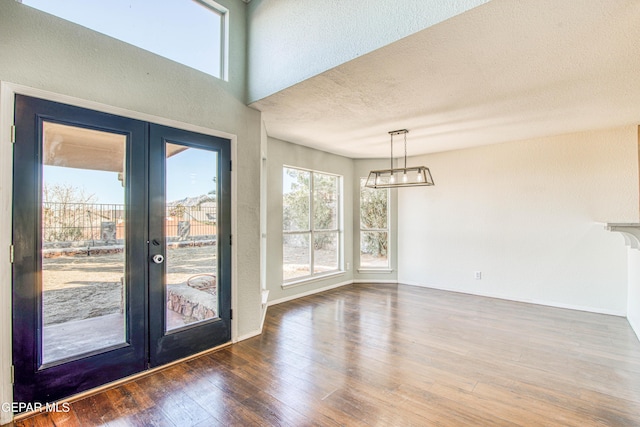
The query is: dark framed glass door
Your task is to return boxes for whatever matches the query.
[13,95,148,404]
[12,95,231,405]
[148,124,231,366]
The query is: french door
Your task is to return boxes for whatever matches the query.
[12,95,231,404]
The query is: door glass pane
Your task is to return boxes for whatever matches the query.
[283,234,310,281]
[41,122,127,364]
[165,143,218,331]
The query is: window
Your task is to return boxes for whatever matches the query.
[359,178,390,269]
[283,167,342,283]
[20,0,228,79]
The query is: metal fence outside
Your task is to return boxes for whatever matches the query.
[42,202,217,244]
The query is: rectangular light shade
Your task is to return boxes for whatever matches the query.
[365,166,434,189]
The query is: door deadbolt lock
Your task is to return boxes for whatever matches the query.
[152,254,164,264]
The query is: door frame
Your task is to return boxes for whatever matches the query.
[0,81,238,423]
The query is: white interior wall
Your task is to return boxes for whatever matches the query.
[398,126,639,315]
[266,137,354,304]
[246,0,489,103]
[0,1,261,420]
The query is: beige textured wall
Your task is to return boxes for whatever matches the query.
[0,1,261,419]
[398,126,639,314]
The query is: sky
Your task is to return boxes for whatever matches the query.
[21,0,222,77]
[166,146,218,202]
[44,148,218,205]
[43,167,125,204]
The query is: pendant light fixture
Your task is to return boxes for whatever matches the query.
[365,129,434,189]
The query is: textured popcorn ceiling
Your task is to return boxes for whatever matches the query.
[250,0,640,158]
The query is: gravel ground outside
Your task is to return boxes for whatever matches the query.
[43,244,216,325]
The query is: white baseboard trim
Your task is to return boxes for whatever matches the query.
[268,280,353,307]
[628,313,640,342]
[352,279,399,284]
[234,328,263,343]
[259,303,268,332]
[399,281,627,317]
[256,289,270,333]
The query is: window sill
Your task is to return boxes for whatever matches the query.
[282,271,346,289]
[357,268,394,274]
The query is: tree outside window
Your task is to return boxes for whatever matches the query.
[283,167,341,282]
[360,178,389,269]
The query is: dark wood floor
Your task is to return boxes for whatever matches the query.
[13,283,640,426]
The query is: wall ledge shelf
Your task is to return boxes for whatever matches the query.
[606,223,640,249]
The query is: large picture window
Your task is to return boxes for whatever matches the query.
[283,167,341,283]
[359,178,390,269]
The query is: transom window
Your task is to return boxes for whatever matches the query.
[359,178,390,269]
[283,167,342,283]
[20,0,228,80]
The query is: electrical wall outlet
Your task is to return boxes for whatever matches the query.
[474,271,482,280]
[346,262,350,271]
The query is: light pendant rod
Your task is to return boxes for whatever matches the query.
[389,129,408,172]
[403,131,407,169]
[390,131,394,172]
